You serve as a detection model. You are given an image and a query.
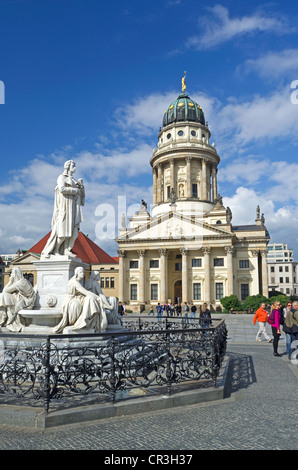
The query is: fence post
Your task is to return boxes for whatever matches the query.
[166,329,172,396]
[44,337,51,413]
[110,336,116,403]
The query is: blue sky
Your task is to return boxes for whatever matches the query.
[0,0,298,258]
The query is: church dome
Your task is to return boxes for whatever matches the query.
[162,92,205,128]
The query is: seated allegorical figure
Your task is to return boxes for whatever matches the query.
[53,267,108,334]
[85,271,120,325]
[0,267,36,332]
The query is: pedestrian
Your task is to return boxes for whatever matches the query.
[118,301,124,316]
[270,301,282,356]
[156,303,162,322]
[282,301,293,358]
[148,305,154,316]
[184,302,190,323]
[199,303,211,328]
[175,303,181,316]
[190,304,197,319]
[284,300,298,360]
[253,302,272,343]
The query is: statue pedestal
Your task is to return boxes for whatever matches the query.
[20,255,88,334]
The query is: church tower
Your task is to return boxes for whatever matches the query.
[116,75,270,312]
[151,73,220,218]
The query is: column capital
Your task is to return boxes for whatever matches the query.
[137,249,146,257]
[202,247,211,255]
[250,250,259,257]
[180,247,189,256]
[260,250,267,258]
[158,248,167,256]
[224,246,234,255]
[117,249,126,258]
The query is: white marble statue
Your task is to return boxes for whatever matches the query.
[85,271,120,325]
[53,267,107,334]
[42,160,85,258]
[0,267,36,332]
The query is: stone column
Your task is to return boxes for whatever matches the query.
[137,249,146,304]
[152,167,157,205]
[186,156,192,198]
[202,247,211,303]
[260,250,269,297]
[180,248,189,303]
[169,158,175,197]
[117,249,126,303]
[158,248,168,304]
[201,158,207,200]
[212,166,218,202]
[250,250,260,295]
[225,246,234,296]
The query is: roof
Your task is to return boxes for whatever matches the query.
[163,93,205,128]
[26,231,118,265]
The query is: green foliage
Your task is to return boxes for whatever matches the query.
[268,294,290,306]
[242,294,268,312]
[220,295,242,311]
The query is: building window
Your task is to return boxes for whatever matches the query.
[285,266,289,272]
[241,284,249,301]
[105,277,109,288]
[151,284,158,300]
[279,266,283,272]
[286,277,290,283]
[111,277,115,288]
[280,277,283,283]
[239,260,249,269]
[100,277,104,288]
[271,266,275,272]
[192,258,202,267]
[193,283,201,300]
[150,259,159,268]
[175,262,182,271]
[214,258,224,267]
[192,184,198,198]
[167,185,170,200]
[215,282,224,299]
[130,284,138,300]
[130,260,138,269]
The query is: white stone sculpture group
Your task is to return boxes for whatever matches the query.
[0,161,119,334]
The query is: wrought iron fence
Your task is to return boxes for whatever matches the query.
[0,318,227,413]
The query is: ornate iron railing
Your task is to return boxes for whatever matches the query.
[0,318,227,413]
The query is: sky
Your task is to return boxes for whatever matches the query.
[0,0,298,258]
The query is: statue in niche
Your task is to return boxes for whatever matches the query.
[53,267,108,333]
[85,271,120,325]
[179,184,184,197]
[42,160,85,258]
[0,267,36,332]
[169,187,177,205]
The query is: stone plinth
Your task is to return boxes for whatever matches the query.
[34,255,88,310]
[20,255,88,334]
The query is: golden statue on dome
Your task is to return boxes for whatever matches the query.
[182,71,186,93]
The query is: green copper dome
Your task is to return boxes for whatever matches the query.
[163,93,205,128]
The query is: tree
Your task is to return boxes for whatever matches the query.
[269,294,290,306]
[220,295,242,312]
[242,294,269,312]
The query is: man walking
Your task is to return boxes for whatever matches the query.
[253,302,272,343]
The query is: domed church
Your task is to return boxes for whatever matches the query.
[116,75,270,311]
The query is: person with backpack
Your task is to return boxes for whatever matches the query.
[253,302,272,343]
[269,301,282,356]
[282,301,294,358]
[184,302,190,324]
[284,300,298,360]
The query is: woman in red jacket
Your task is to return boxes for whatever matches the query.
[270,301,282,356]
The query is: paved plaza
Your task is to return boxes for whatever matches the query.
[0,314,297,451]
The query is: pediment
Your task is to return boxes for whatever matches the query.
[117,211,233,241]
[12,252,40,265]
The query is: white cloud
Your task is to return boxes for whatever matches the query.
[242,49,298,79]
[186,5,291,50]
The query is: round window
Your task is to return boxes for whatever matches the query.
[178,130,184,136]
[191,130,196,137]
[167,133,171,139]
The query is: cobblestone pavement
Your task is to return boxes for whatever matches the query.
[0,315,297,451]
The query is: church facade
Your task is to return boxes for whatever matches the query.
[116,81,270,311]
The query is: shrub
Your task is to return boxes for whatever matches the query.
[220,295,242,312]
[242,294,268,312]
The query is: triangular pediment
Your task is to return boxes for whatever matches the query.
[12,252,40,265]
[117,211,233,241]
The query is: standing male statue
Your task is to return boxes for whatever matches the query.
[42,160,85,257]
